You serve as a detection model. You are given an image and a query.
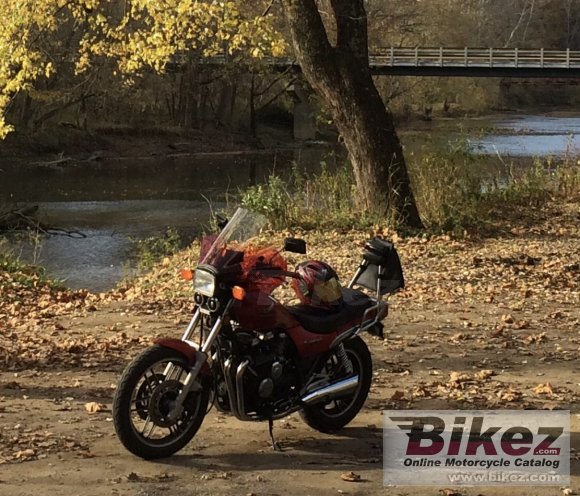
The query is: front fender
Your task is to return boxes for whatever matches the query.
[154,338,212,376]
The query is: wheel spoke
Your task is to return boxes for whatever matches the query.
[141,417,157,438]
[143,369,159,392]
[115,350,210,457]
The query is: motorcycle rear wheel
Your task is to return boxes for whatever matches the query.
[113,345,209,459]
[300,336,372,433]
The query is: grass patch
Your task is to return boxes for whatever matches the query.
[241,162,379,230]
[409,140,485,230]
[240,145,580,232]
[132,228,182,270]
[492,155,580,206]
[0,251,62,289]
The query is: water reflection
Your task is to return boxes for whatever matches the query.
[0,150,297,203]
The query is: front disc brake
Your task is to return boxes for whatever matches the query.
[135,373,165,420]
[148,379,185,428]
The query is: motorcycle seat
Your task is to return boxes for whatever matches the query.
[287,288,374,334]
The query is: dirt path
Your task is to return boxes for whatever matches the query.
[1,293,578,496]
[1,201,579,495]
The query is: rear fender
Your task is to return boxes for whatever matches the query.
[154,338,212,377]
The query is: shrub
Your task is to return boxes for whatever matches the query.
[241,142,580,232]
[408,140,486,230]
[133,228,182,270]
[241,162,375,230]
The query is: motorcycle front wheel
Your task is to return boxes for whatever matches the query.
[113,345,209,459]
[300,335,372,433]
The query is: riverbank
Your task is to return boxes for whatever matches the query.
[1,108,576,170]
[0,124,268,167]
[0,200,578,496]
[2,110,580,292]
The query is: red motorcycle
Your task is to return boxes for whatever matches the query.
[113,208,404,459]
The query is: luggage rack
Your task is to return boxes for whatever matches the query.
[348,237,405,332]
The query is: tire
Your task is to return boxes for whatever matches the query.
[300,336,372,433]
[113,345,210,459]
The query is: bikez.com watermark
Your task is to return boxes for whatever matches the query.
[383,411,569,486]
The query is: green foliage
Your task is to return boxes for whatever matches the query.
[241,175,294,229]
[241,161,378,230]
[486,158,553,206]
[408,140,486,230]
[0,251,60,288]
[243,142,580,232]
[553,148,580,199]
[410,138,580,230]
[0,252,28,274]
[0,0,285,138]
[487,153,580,206]
[133,228,181,270]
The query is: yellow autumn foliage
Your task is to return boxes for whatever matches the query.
[0,0,286,138]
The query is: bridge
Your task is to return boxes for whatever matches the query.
[214,47,580,78]
[206,47,580,139]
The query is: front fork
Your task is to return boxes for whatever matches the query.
[165,301,232,422]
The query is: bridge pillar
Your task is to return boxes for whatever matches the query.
[287,81,316,140]
[499,80,512,107]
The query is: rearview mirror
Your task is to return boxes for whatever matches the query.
[284,237,307,254]
[215,213,228,230]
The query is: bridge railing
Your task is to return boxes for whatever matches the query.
[371,47,580,69]
[203,47,580,73]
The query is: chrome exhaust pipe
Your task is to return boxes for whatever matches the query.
[300,375,359,405]
[235,359,250,420]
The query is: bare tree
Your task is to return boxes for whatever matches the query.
[564,0,580,47]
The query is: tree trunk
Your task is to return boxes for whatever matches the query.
[281,0,422,228]
[249,74,257,138]
[216,81,236,128]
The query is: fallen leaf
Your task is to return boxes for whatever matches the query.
[497,387,522,402]
[439,489,462,496]
[390,390,406,401]
[501,314,515,324]
[449,372,470,386]
[533,383,554,395]
[475,369,495,381]
[84,402,108,414]
[340,472,362,482]
[524,332,547,345]
[14,449,35,459]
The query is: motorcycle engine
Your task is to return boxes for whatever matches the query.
[228,331,300,417]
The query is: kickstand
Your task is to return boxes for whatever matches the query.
[268,417,282,452]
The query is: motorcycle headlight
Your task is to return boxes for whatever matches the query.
[194,269,216,297]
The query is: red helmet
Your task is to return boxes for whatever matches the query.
[292,260,343,309]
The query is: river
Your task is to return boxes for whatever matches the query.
[2,113,579,292]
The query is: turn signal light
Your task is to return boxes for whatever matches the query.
[180,268,194,281]
[232,286,246,301]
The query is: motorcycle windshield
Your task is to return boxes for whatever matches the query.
[199,208,269,267]
[199,208,287,293]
